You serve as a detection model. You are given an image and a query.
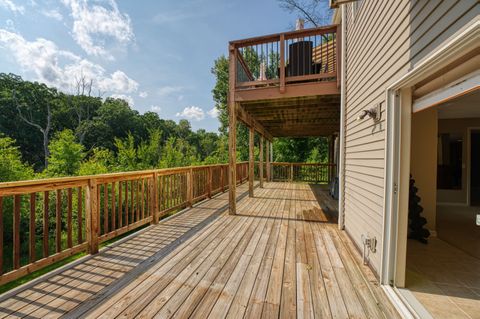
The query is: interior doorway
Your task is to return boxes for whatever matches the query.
[470,130,480,206]
[405,90,480,319]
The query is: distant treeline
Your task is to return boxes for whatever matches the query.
[0,69,328,183]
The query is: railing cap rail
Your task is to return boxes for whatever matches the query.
[229,25,338,48]
[0,162,249,190]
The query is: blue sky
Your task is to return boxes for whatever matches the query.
[0,0,301,132]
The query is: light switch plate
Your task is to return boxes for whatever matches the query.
[477,214,480,226]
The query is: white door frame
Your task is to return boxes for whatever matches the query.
[381,20,480,288]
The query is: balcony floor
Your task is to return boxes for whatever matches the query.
[0,182,399,318]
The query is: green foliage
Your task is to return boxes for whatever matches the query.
[0,135,34,182]
[159,137,199,168]
[46,130,85,177]
[78,148,115,176]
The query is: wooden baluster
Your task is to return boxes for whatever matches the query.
[29,193,36,263]
[220,167,224,192]
[56,189,62,253]
[111,182,116,231]
[208,166,212,198]
[136,180,140,222]
[259,137,264,188]
[0,196,3,274]
[187,168,193,207]
[86,179,99,254]
[118,181,123,228]
[152,173,158,224]
[159,175,163,212]
[130,180,134,223]
[96,186,100,236]
[13,195,21,269]
[77,187,83,244]
[43,191,49,258]
[141,179,145,220]
[280,34,285,93]
[125,181,129,227]
[67,188,72,249]
[103,183,108,234]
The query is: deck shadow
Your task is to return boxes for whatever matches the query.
[62,188,250,318]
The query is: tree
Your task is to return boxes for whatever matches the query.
[277,0,332,27]
[46,130,85,177]
[159,137,199,168]
[114,133,138,171]
[0,135,34,182]
[12,81,58,169]
[79,147,115,176]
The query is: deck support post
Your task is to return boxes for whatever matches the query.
[228,44,237,215]
[266,140,271,182]
[249,126,254,197]
[85,179,99,254]
[228,110,237,214]
[259,136,264,188]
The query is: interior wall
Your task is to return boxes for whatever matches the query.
[437,117,480,204]
[410,108,438,232]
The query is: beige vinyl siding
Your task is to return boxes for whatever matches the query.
[342,0,479,274]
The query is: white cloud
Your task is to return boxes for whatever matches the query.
[62,0,134,59]
[111,94,134,106]
[41,9,63,21]
[207,107,220,118]
[150,105,161,113]
[0,29,138,95]
[176,106,205,121]
[139,91,148,98]
[158,85,183,97]
[0,0,25,14]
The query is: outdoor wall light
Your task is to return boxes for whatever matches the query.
[357,103,381,122]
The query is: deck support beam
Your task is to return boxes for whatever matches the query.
[259,136,264,188]
[249,126,254,197]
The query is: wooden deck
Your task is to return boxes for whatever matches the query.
[0,182,399,318]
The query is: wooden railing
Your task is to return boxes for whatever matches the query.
[271,162,336,184]
[0,162,249,285]
[230,25,340,91]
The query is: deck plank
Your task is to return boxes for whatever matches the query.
[0,182,399,319]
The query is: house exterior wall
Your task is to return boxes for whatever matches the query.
[341,0,479,274]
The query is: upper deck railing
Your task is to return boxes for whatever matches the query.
[230,25,340,92]
[0,161,333,286]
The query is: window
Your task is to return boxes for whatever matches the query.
[437,133,463,190]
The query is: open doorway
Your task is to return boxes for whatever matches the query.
[471,130,480,206]
[405,90,480,318]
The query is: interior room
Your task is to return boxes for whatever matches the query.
[406,90,480,319]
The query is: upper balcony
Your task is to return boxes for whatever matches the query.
[230,25,341,103]
[228,25,341,139]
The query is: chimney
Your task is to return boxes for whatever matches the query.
[296,19,305,31]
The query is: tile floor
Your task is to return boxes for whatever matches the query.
[407,238,480,319]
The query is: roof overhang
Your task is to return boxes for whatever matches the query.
[329,0,359,9]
